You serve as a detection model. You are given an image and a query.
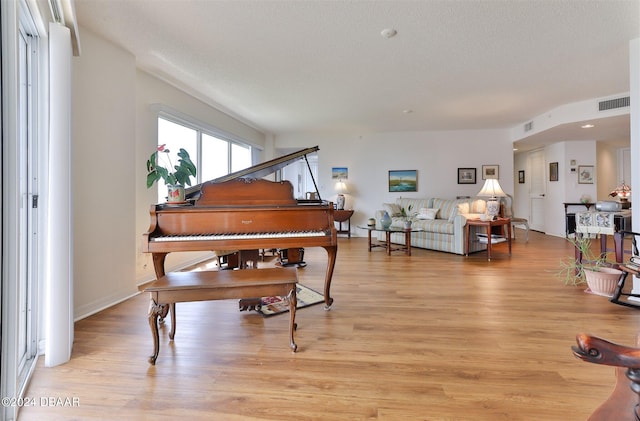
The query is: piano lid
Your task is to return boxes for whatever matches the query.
[185,146,320,200]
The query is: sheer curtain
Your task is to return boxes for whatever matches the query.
[44,22,73,367]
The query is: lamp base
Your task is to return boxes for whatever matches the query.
[486,199,500,218]
[336,194,345,210]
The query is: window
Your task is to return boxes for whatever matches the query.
[156,115,253,202]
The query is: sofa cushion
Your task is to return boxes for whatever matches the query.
[413,219,454,234]
[433,198,469,222]
[457,202,470,214]
[383,203,402,217]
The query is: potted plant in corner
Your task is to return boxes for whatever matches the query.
[146,144,197,203]
[557,234,622,297]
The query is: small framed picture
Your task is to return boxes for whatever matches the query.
[578,165,594,184]
[457,168,476,184]
[388,170,417,192]
[482,165,499,180]
[518,170,525,184]
[332,167,348,179]
[549,162,558,182]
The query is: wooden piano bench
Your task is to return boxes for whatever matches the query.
[143,267,298,365]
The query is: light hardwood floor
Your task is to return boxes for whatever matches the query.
[19,230,640,420]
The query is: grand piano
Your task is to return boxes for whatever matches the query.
[142,146,337,308]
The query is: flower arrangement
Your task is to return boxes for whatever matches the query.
[146,144,197,188]
[400,204,414,219]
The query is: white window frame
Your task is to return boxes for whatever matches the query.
[151,105,256,202]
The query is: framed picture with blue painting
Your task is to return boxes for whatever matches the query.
[388,170,417,192]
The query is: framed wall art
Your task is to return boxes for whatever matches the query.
[481,165,499,180]
[578,165,594,184]
[332,167,348,179]
[518,170,525,184]
[457,168,476,184]
[549,162,558,182]
[388,170,417,192]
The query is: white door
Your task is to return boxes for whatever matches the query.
[528,149,546,232]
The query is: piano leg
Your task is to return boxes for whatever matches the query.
[322,245,337,310]
[152,252,168,278]
[286,287,297,352]
[152,252,170,324]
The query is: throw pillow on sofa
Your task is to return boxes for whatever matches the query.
[416,208,438,220]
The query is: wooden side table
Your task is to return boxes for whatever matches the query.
[465,217,512,261]
[334,209,354,238]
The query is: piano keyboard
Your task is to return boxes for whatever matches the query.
[151,230,327,242]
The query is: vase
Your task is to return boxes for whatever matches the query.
[380,211,392,229]
[167,184,185,203]
[584,267,622,297]
[404,219,412,229]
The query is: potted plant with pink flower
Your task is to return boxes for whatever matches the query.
[146,144,197,203]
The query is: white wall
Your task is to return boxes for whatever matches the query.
[72,28,137,318]
[563,141,598,203]
[596,141,630,200]
[72,28,266,319]
[513,151,529,220]
[275,129,514,233]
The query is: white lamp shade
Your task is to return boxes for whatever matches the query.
[335,181,348,194]
[477,179,506,199]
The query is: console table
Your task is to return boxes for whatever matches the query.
[334,209,354,238]
[465,217,512,261]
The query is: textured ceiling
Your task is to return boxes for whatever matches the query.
[74,0,639,145]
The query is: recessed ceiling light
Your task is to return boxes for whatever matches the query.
[381,28,397,39]
[581,124,595,129]
[403,109,413,114]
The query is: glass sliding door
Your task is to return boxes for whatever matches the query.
[1,3,41,419]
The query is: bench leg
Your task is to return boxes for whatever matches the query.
[169,303,176,340]
[286,287,297,352]
[148,301,167,365]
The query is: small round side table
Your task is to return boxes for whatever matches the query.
[333,209,354,238]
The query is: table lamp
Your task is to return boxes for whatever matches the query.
[477,178,506,219]
[335,180,348,210]
[609,181,631,208]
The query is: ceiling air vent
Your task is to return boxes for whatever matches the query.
[599,96,630,111]
[524,121,533,132]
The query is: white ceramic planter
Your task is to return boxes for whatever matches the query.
[584,267,622,297]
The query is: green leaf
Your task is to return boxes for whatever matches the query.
[146,172,159,188]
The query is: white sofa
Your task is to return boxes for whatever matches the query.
[374,197,489,255]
